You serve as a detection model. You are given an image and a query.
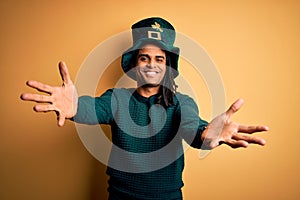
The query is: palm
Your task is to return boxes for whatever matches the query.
[21,62,78,126]
[201,99,268,149]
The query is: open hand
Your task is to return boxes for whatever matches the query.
[21,62,78,126]
[201,99,269,149]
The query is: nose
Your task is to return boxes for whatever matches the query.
[147,59,157,68]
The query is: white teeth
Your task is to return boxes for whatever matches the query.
[145,71,157,75]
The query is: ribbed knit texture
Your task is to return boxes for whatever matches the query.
[74,88,208,199]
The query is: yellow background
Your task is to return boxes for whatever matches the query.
[1,0,299,199]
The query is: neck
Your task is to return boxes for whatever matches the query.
[136,85,161,98]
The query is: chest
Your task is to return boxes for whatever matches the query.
[111,99,181,153]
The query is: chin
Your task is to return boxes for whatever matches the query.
[137,78,161,87]
[142,83,161,88]
[138,80,161,88]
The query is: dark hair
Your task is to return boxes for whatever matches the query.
[130,50,178,107]
[157,53,177,106]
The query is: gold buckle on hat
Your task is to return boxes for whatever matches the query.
[148,31,161,40]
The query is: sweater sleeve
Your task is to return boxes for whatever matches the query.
[72,89,114,125]
[176,95,208,149]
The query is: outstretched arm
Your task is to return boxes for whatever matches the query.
[201,99,269,149]
[21,62,78,126]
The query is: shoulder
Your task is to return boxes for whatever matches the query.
[100,88,134,97]
[172,92,201,114]
[174,92,197,105]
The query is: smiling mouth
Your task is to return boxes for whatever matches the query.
[145,71,158,76]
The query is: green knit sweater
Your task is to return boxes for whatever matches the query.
[74,88,208,200]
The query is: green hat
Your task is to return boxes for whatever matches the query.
[121,17,180,80]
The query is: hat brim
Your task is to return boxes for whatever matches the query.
[121,38,180,80]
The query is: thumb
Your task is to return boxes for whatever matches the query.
[59,61,72,85]
[57,115,66,127]
[225,99,244,119]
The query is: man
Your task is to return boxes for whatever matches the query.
[21,17,268,200]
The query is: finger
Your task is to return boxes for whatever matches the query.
[26,80,53,94]
[224,138,249,148]
[226,99,244,119]
[21,93,52,103]
[59,61,72,84]
[232,133,266,146]
[58,114,65,127]
[34,104,56,112]
[238,124,269,134]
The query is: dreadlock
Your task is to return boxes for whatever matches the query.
[157,53,178,107]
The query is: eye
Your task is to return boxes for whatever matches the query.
[156,58,165,63]
[139,56,148,62]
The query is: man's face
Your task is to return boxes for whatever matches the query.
[135,44,166,87]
